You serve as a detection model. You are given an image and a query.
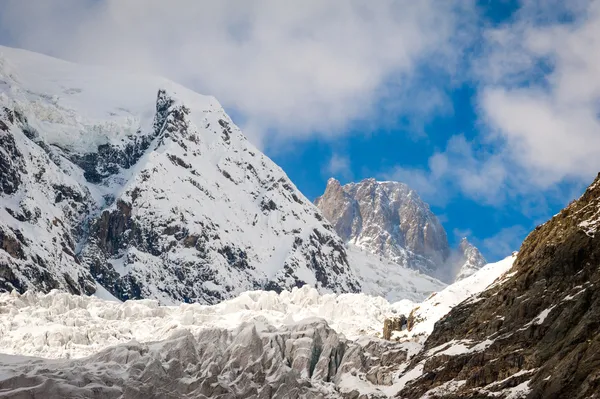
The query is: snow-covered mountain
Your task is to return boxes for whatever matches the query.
[0,45,363,304]
[346,244,446,302]
[315,178,450,278]
[315,177,485,282]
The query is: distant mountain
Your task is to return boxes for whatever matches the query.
[0,45,361,304]
[315,177,484,282]
[454,237,487,281]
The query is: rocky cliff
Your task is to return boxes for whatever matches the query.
[396,173,600,398]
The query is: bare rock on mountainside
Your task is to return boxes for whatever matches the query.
[396,173,600,398]
[0,45,360,304]
[383,315,408,340]
[316,178,484,282]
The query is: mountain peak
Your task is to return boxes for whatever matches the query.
[316,178,452,280]
[454,237,487,281]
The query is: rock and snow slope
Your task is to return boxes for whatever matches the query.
[397,254,515,341]
[0,45,363,304]
[396,174,600,398]
[315,178,450,279]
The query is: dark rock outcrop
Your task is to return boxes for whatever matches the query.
[398,173,600,398]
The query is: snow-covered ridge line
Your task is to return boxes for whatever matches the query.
[394,254,516,341]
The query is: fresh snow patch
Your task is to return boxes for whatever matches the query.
[383,362,425,395]
[395,254,516,341]
[427,338,495,357]
[533,305,556,325]
[504,380,532,399]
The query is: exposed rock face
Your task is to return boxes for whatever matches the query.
[0,318,409,399]
[315,178,451,279]
[397,173,600,398]
[454,237,487,281]
[383,316,407,340]
[0,45,360,304]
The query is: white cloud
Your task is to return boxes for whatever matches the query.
[385,1,600,207]
[383,135,508,206]
[323,153,353,181]
[0,0,473,147]
[477,1,600,191]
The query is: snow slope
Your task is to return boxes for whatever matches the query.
[0,45,360,303]
[397,254,516,340]
[346,244,446,302]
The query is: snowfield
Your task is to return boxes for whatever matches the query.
[346,244,446,303]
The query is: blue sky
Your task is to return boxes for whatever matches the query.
[1,1,599,261]
[269,0,589,260]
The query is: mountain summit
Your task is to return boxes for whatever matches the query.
[315,177,484,282]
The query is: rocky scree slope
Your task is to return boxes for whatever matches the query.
[315,178,485,282]
[396,173,600,398]
[0,45,360,304]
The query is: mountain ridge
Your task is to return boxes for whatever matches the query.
[395,173,600,398]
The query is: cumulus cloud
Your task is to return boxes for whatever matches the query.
[478,1,600,190]
[0,0,473,146]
